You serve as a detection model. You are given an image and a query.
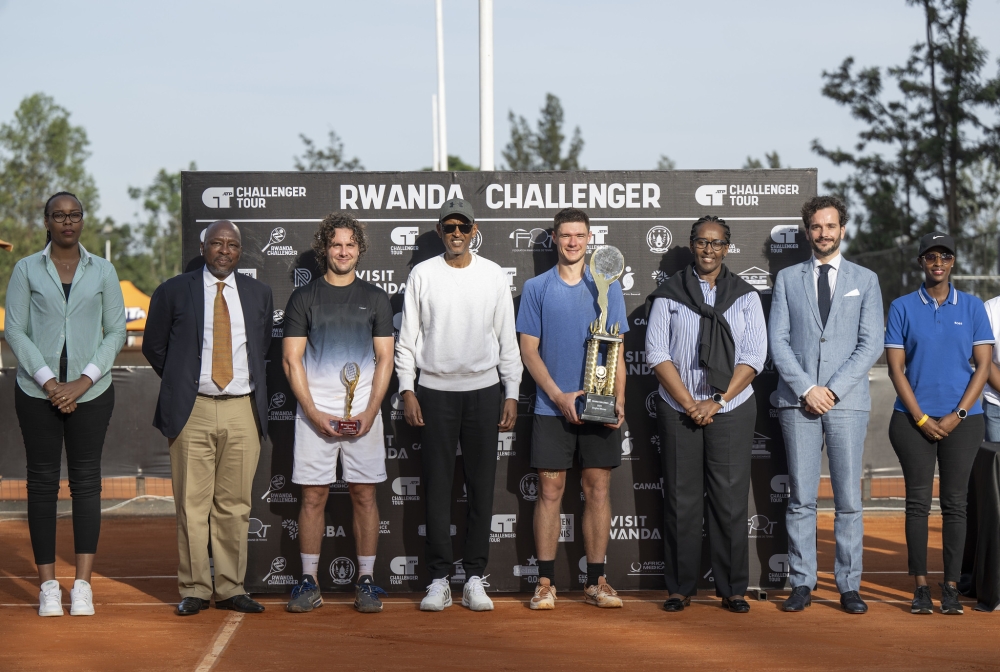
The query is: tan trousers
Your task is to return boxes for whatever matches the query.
[169,395,260,600]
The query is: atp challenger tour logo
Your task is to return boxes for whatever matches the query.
[391,477,420,505]
[390,227,419,255]
[770,225,799,253]
[497,432,516,458]
[202,187,233,208]
[390,556,419,585]
[490,514,517,542]
[203,186,307,209]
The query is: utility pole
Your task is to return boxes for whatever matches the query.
[432,94,440,171]
[479,0,494,171]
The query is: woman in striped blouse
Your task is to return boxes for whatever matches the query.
[644,215,767,614]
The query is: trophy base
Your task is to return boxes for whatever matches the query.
[579,394,618,424]
[332,419,360,435]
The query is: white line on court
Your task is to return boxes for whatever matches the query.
[0,575,178,580]
[194,612,244,672]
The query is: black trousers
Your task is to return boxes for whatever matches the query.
[14,384,115,565]
[417,383,503,580]
[888,411,984,582]
[656,394,755,598]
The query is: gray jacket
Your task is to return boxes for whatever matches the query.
[768,257,884,411]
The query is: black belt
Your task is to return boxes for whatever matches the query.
[198,393,251,401]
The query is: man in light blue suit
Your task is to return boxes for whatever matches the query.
[769,196,884,615]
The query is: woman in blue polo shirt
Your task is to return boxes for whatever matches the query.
[885,232,992,616]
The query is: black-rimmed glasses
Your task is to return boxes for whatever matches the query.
[691,237,727,251]
[442,223,474,234]
[50,211,83,224]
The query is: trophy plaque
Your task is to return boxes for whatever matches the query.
[331,362,361,435]
[579,246,625,424]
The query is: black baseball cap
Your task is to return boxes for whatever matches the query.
[438,198,475,224]
[917,231,956,257]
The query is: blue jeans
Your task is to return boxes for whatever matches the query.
[984,401,1000,441]
[779,408,868,593]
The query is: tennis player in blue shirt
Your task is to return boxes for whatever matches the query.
[885,231,993,616]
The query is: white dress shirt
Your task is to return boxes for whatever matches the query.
[983,296,1000,406]
[199,267,251,395]
[812,251,842,300]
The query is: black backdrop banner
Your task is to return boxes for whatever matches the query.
[181,169,815,593]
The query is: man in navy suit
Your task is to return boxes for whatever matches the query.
[143,220,273,616]
[768,196,884,614]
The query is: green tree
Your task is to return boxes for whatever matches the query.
[0,93,101,305]
[294,130,363,171]
[502,93,584,170]
[656,155,677,170]
[813,0,1000,250]
[743,152,784,169]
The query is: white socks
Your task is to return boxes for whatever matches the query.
[301,553,320,582]
[358,555,376,578]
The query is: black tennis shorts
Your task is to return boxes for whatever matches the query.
[530,414,622,470]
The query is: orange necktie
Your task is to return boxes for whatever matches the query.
[212,282,233,389]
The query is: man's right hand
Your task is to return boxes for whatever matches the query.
[553,390,585,425]
[307,410,340,437]
[802,386,836,415]
[402,390,424,427]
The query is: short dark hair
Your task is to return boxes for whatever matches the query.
[801,195,848,228]
[690,215,731,243]
[312,212,369,272]
[552,207,589,234]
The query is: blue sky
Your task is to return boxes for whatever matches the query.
[2,0,999,225]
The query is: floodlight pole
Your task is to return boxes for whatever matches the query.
[435,0,448,171]
[432,94,440,171]
[479,0,494,171]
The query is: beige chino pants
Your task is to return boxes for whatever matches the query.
[169,395,260,600]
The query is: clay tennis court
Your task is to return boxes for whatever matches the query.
[0,512,996,671]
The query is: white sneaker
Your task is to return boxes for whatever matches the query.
[462,575,494,611]
[420,578,452,611]
[70,580,95,616]
[38,580,63,617]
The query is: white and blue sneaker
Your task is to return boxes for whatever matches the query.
[462,575,494,611]
[419,578,452,611]
[354,576,387,613]
[38,580,63,617]
[286,575,323,613]
[70,580,95,616]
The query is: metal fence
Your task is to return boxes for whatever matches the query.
[846,231,1000,309]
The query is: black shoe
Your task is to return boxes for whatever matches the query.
[176,597,209,616]
[783,586,811,612]
[911,585,933,614]
[939,582,964,615]
[840,590,868,614]
[215,594,265,613]
[662,597,691,612]
[721,597,750,613]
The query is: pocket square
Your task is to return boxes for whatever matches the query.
[844,288,860,297]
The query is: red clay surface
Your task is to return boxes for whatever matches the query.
[1,513,997,671]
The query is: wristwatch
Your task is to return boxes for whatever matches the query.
[712,392,725,407]
[956,408,968,420]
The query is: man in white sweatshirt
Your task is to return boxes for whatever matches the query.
[395,198,522,612]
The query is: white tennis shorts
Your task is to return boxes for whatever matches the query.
[292,413,387,485]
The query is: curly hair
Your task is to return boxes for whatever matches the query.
[689,215,730,243]
[801,195,848,228]
[312,212,369,273]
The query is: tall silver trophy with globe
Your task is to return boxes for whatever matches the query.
[579,246,624,424]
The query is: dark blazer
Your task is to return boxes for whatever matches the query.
[143,268,274,439]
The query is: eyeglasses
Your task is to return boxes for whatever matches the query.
[49,211,83,224]
[921,252,954,263]
[691,238,727,251]
[441,223,474,234]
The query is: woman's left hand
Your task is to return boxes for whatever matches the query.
[49,377,93,412]
[936,412,961,434]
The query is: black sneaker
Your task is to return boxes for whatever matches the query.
[911,585,932,614]
[940,582,964,615]
[354,575,387,613]
[286,575,322,613]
